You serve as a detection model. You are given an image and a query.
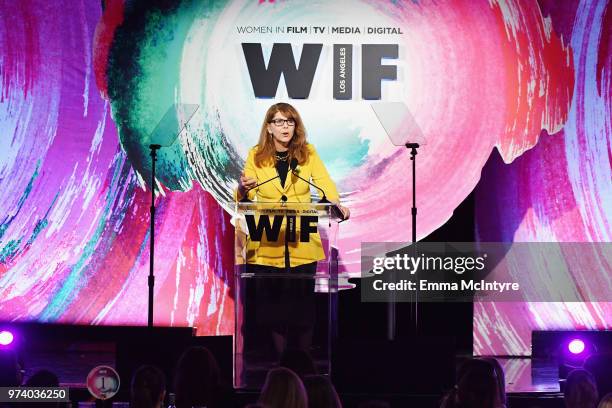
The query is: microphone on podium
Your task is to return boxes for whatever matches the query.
[290,158,345,220]
[239,173,281,203]
[289,159,329,202]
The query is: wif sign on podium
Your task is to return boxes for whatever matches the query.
[230,201,343,389]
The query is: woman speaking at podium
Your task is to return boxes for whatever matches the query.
[236,102,349,356]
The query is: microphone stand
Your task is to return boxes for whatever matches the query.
[290,169,348,224]
[148,144,161,328]
[291,170,329,203]
[239,175,281,202]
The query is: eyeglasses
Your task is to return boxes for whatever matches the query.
[270,119,296,127]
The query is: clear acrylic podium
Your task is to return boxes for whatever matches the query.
[230,201,342,389]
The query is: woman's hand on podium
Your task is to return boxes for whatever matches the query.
[238,170,257,196]
[335,204,350,221]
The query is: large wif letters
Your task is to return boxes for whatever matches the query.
[242,43,398,99]
[245,214,318,242]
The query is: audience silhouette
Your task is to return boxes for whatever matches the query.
[174,346,226,408]
[131,365,166,408]
[258,367,308,408]
[303,375,342,408]
[440,358,503,408]
[564,369,599,408]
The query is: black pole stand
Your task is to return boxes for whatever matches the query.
[388,142,420,340]
[407,143,419,333]
[407,143,419,243]
[148,144,161,328]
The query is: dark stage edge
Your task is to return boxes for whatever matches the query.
[0,323,567,408]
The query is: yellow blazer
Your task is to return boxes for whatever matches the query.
[236,144,339,267]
